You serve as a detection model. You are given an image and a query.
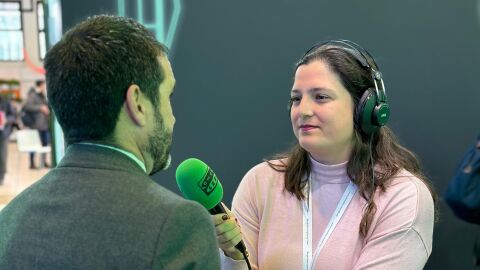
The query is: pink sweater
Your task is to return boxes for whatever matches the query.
[221,157,434,270]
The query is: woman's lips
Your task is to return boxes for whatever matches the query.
[299,125,318,132]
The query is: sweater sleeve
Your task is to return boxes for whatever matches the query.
[221,167,261,270]
[352,176,434,270]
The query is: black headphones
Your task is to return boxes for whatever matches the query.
[294,39,390,137]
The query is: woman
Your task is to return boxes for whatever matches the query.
[214,40,436,270]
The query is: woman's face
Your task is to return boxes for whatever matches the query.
[290,59,355,164]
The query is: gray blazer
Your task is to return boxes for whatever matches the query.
[0,144,220,269]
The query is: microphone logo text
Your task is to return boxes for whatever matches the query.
[197,168,218,196]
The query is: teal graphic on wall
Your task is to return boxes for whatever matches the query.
[116,0,182,48]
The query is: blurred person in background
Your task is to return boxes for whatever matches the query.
[445,134,480,266]
[0,94,18,185]
[22,79,50,169]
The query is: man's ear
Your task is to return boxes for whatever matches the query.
[124,84,147,126]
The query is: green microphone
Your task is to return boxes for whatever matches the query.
[176,158,247,252]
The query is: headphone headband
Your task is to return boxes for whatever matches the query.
[302,39,387,104]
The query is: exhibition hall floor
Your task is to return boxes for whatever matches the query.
[0,140,50,210]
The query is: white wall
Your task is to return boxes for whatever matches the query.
[0,0,44,99]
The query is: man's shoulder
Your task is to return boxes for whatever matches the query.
[19,166,191,215]
[106,171,205,218]
[143,180,190,207]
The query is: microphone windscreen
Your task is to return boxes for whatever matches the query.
[175,158,223,210]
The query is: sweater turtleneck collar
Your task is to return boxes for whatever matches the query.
[309,155,350,184]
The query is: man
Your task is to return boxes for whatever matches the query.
[0,15,220,269]
[22,79,50,168]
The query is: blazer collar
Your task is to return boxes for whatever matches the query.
[57,144,147,175]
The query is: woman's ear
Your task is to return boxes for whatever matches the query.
[124,84,147,126]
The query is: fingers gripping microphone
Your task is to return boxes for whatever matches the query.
[175,158,247,254]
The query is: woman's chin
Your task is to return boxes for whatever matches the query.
[298,140,320,153]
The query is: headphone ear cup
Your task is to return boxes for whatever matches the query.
[372,102,390,127]
[355,88,378,136]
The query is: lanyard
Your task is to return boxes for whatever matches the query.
[302,176,357,270]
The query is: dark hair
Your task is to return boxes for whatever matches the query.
[267,43,437,237]
[44,15,168,144]
[35,79,45,87]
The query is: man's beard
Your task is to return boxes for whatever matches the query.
[147,110,173,175]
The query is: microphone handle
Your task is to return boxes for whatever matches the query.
[208,203,227,215]
[209,203,247,253]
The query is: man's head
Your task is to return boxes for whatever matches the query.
[44,15,175,174]
[35,79,45,93]
[44,15,168,144]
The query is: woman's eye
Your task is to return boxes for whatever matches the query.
[315,94,329,101]
[290,96,301,103]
